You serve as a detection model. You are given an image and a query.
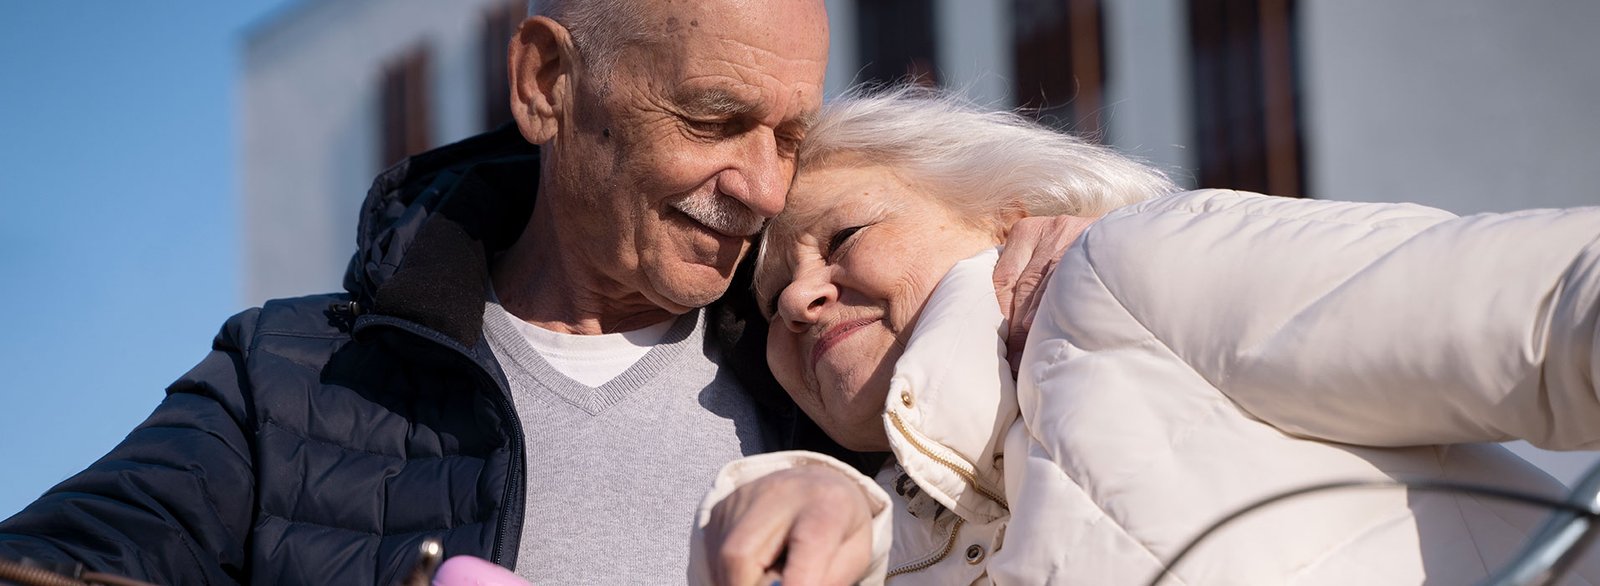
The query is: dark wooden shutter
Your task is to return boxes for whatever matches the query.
[1012,0,1107,137]
[856,0,942,87]
[1189,0,1305,195]
[481,1,528,131]
[380,45,433,168]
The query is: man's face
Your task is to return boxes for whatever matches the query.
[548,0,829,314]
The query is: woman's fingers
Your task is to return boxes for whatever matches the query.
[1006,249,1056,370]
[820,522,876,586]
[777,494,874,586]
[715,514,789,586]
[706,466,876,586]
[992,233,1033,321]
[709,487,796,586]
[995,215,1099,373]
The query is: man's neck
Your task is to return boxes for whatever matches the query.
[491,205,679,336]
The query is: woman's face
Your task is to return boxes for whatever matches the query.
[755,164,1004,451]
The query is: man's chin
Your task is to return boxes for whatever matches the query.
[644,263,739,311]
[669,214,753,270]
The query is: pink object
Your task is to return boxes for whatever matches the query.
[431,555,532,586]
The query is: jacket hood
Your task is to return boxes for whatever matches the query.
[342,124,540,345]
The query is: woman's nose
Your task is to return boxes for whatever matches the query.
[776,272,837,333]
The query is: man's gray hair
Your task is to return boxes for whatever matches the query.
[797,86,1179,222]
[529,0,656,87]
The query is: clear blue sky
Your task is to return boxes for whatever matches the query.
[0,2,290,518]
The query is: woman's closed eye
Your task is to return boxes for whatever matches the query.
[826,226,864,262]
[761,226,867,320]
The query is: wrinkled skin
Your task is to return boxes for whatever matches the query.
[755,164,1005,451]
[497,0,830,334]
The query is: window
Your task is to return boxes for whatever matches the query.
[1189,0,1305,195]
[856,0,941,87]
[481,0,528,131]
[379,45,432,168]
[1012,0,1107,136]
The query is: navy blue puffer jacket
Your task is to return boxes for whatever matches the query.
[0,126,859,585]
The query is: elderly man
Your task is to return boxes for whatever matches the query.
[0,1,1075,584]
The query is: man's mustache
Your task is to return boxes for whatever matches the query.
[672,192,767,237]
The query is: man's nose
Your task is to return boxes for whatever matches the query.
[777,270,836,334]
[719,131,788,219]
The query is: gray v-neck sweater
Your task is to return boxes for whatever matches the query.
[482,300,773,584]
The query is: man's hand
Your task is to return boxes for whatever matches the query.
[704,465,878,586]
[994,215,1099,375]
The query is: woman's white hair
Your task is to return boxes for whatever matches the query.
[796,85,1179,222]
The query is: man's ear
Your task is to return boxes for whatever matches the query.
[508,15,573,145]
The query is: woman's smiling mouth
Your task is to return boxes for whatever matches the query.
[809,317,880,372]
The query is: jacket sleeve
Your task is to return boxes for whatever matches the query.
[1073,190,1600,449]
[0,309,261,585]
[687,451,892,586]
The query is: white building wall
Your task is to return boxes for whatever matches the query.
[823,0,860,97]
[1102,0,1195,186]
[241,0,507,305]
[934,0,1011,108]
[1301,0,1600,214]
[1300,0,1600,485]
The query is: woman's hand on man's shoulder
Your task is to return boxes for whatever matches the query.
[994,214,1099,373]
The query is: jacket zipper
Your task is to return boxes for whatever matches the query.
[887,410,1009,509]
[353,315,526,568]
[481,368,522,567]
[886,517,966,578]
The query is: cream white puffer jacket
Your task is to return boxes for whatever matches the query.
[692,190,1600,585]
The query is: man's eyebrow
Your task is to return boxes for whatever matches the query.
[677,87,759,117]
[782,109,818,134]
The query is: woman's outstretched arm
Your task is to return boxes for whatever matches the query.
[1066,189,1600,449]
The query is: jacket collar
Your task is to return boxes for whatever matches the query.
[883,248,1016,524]
[343,124,539,347]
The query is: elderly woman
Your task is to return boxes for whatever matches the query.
[689,88,1600,585]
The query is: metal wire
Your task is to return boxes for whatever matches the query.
[1144,479,1599,586]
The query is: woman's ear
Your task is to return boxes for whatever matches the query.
[508,16,574,145]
